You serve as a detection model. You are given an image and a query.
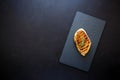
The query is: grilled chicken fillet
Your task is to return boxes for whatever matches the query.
[74,28,91,56]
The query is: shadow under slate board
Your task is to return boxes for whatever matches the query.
[59,11,106,72]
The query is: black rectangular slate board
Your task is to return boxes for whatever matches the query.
[59,11,106,72]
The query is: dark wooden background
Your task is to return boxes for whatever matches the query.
[1,0,120,80]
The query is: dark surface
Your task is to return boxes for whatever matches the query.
[60,12,106,71]
[1,0,120,80]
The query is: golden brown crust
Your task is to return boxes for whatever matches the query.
[74,28,91,56]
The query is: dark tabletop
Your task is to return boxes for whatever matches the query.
[1,0,120,80]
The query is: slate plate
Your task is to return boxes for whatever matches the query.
[59,11,106,71]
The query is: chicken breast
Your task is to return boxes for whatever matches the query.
[74,28,91,56]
